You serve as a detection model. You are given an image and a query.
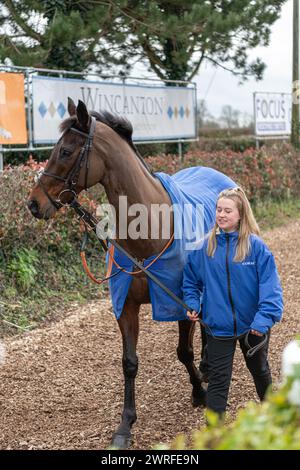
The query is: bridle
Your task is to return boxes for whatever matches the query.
[33,116,267,358]
[36,117,96,210]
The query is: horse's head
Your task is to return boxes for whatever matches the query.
[27,98,105,219]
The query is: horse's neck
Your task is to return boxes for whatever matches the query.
[97,134,173,259]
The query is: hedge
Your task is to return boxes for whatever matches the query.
[147,142,300,203]
[0,143,299,332]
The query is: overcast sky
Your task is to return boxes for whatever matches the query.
[132,0,293,121]
[195,0,293,119]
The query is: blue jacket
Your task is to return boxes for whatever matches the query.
[182,231,283,336]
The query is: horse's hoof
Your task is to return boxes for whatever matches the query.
[191,389,207,408]
[111,433,133,449]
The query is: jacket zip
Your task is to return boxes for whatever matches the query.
[225,234,237,336]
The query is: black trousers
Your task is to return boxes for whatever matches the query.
[199,324,209,380]
[204,332,272,414]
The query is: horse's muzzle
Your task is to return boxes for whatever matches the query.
[27,199,43,219]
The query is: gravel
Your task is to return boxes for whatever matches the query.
[0,220,299,450]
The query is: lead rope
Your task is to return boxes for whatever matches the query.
[79,223,174,281]
[244,330,268,358]
[197,317,268,357]
[72,200,266,357]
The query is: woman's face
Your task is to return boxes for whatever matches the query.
[216,197,240,233]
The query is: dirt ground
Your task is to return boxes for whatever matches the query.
[0,220,299,450]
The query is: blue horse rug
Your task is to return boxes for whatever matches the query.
[106,166,236,321]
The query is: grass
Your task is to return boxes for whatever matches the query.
[0,242,109,337]
[253,197,300,230]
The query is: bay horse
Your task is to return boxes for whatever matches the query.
[27,98,231,448]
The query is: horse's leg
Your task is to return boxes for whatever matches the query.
[177,319,207,407]
[111,298,140,449]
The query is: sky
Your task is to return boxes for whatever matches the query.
[195,0,293,119]
[132,0,293,122]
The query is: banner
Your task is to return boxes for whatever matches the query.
[32,76,197,144]
[254,92,291,136]
[0,73,27,144]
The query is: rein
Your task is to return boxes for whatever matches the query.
[79,225,174,283]
[36,118,267,357]
[106,233,174,275]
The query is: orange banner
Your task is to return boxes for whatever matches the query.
[0,73,27,144]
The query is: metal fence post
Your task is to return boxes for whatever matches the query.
[26,69,34,150]
[178,140,183,162]
[0,145,3,171]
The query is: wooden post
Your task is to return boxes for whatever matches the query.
[291,0,299,147]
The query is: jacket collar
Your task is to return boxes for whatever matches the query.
[216,227,239,240]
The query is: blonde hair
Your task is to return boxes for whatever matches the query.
[207,187,260,262]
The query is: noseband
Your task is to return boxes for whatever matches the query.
[36,117,96,209]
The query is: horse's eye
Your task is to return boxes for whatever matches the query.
[34,169,44,183]
[60,148,72,159]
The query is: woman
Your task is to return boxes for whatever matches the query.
[182,187,283,418]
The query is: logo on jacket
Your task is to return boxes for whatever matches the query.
[242,261,256,266]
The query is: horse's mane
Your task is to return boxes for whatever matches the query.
[91,111,134,145]
[60,111,152,174]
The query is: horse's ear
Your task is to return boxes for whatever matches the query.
[76,100,90,130]
[67,97,76,116]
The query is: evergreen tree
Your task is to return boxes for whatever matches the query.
[0,0,287,81]
[0,0,115,71]
[109,0,287,81]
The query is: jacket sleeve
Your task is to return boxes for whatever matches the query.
[182,249,204,313]
[250,240,284,334]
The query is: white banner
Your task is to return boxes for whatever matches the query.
[254,92,291,136]
[32,76,197,144]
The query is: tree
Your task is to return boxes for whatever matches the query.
[96,0,287,81]
[0,1,287,82]
[219,104,240,128]
[197,99,215,128]
[0,0,116,71]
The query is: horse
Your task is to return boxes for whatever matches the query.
[27,98,236,448]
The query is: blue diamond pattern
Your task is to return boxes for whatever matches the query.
[167,106,173,118]
[179,106,185,118]
[57,102,66,119]
[38,101,47,118]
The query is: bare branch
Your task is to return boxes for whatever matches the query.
[187,50,206,81]
[204,55,245,77]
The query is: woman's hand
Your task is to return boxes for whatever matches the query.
[187,310,199,321]
[250,329,263,337]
